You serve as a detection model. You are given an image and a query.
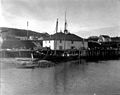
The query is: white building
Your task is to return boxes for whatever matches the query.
[98,35,111,42]
[43,32,88,50]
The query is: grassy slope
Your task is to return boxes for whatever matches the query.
[0,27,47,49]
[0,27,49,38]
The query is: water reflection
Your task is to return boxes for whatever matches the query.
[54,60,87,95]
[1,59,120,95]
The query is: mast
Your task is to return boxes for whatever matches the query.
[54,18,58,55]
[56,18,58,33]
[64,11,68,34]
[27,21,29,40]
[64,11,68,51]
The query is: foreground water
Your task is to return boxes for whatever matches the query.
[1,59,120,95]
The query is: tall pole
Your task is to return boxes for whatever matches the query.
[64,11,68,51]
[56,18,58,33]
[54,18,58,55]
[64,11,67,34]
[27,21,29,40]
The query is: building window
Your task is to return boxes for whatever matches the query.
[71,41,74,44]
[60,40,62,43]
[71,46,74,49]
[49,40,50,43]
[59,46,62,50]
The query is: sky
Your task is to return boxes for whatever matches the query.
[0,0,120,38]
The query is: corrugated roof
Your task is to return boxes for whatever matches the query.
[44,32,83,41]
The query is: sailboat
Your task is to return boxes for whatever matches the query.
[33,13,79,62]
[41,18,69,62]
[33,14,78,62]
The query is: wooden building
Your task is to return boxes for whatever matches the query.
[43,32,88,50]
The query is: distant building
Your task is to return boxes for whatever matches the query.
[87,36,99,42]
[29,36,40,40]
[15,36,28,40]
[38,37,43,40]
[111,37,120,42]
[88,35,120,49]
[87,35,112,49]
[43,32,88,50]
[98,35,111,42]
[111,37,120,48]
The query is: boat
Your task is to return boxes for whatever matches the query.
[15,53,39,68]
[16,62,39,69]
[15,53,56,68]
[16,59,55,68]
[33,16,80,62]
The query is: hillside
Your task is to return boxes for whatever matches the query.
[0,27,50,40]
[0,27,46,49]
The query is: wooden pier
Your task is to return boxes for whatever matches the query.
[0,48,120,61]
[86,48,120,60]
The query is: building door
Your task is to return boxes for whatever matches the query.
[59,46,63,50]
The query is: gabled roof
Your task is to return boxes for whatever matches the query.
[100,35,110,38]
[87,36,99,41]
[44,32,83,41]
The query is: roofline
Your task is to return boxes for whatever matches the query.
[43,39,84,41]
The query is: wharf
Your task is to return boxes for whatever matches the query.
[86,48,120,60]
[33,48,120,61]
[0,48,120,61]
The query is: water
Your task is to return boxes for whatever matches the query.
[1,59,120,95]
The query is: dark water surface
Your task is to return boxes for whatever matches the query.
[1,59,120,95]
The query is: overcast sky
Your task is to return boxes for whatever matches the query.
[1,0,120,37]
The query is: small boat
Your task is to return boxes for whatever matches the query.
[16,63,38,69]
[15,53,55,68]
[15,53,40,68]
[16,60,55,68]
